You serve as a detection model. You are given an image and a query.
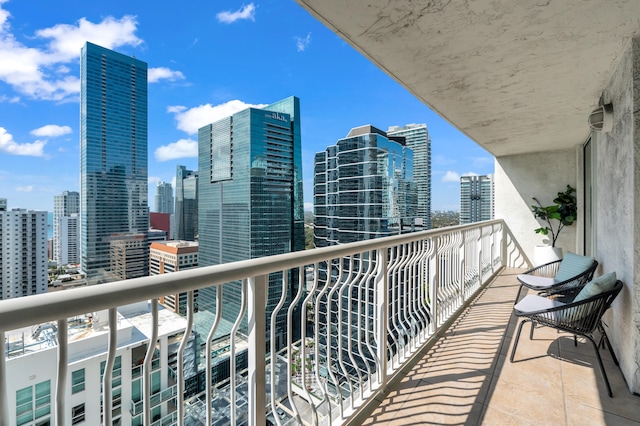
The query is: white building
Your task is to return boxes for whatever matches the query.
[460,174,494,224]
[0,201,48,300]
[150,241,198,316]
[4,301,187,425]
[54,191,80,266]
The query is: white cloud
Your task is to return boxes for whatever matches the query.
[295,33,311,52]
[154,139,198,162]
[304,202,313,211]
[0,2,142,101]
[461,171,479,177]
[30,124,72,137]
[0,127,46,156]
[148,176,161,184]
[16,185,33,192]
[148,67,185,83]
[0,94,19,103]
[167,100,267,135]
[216,4,256,24]
[442,171,460,183]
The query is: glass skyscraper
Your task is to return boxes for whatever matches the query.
[154,182,174,214]
[460,174,494,224]
[387,123,431,229]
[314,125,418,247]
[175,166,198,241]
[80,42,149,285]
[198,96,304,350]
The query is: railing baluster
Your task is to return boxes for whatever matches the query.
[271,270,289,426]
[143,299,158,426]
[177,290,194,426]
[56,318,68,426]
[247,275,266,426]
[205,286,223,426]
[287,267,305,422]
[374,248,388,387]
[230,281,247,426]
[0,331,6,426]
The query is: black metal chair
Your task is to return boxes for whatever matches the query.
[510,279,623,397]
[516,254,598,302]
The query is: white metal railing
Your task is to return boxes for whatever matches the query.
[0,219,504,426]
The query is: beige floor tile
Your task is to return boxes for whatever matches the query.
[565,401,640,426]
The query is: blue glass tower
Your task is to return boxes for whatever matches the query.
[175,165,198,241]
[80,42,149,285]
[198,96,304,350]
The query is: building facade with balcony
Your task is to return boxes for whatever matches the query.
[80,42,149,285]
[460,174,494,224]
[0,201,47,300]
[53,191,80,266]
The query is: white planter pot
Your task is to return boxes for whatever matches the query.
[533,245,563,266]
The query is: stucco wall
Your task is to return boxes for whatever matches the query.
[495,150,577,268]
[593,37,640,393]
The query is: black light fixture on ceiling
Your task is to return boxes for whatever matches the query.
[588,103,613,132]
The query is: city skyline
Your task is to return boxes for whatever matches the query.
[0,0,493,214]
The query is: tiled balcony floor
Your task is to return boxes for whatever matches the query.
[361,268,640,425]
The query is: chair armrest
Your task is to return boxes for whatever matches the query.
[521,259,562,278]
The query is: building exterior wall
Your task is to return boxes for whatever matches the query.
[495,150,577,268]
[150,241,198,316]
[80,42,149,285]
[197,96,304,350]
[387,123,431,229]
[155,182,174,214]
[54,191,80,266]
[175,166,198,241]
[590,36,640,393]
[459,174,494,224]
[0,208,48,300]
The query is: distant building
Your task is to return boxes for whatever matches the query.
[150,212,171,236]
[150,241,198,316]
[387,123,431,229]
[148,228,168,243]
[80,42,149,285]
[109,234,148,282]
[460,174,494,224]
[314,124,418,247]
[155,181,174,214]
[198,96,304,350]
[0,200,48,300]
[54,191,80,266]
[175,166,198,241]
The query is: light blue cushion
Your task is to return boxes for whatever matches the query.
[554,252,595,282]
[573,272,617,303]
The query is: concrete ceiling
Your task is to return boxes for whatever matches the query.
[296,0,640,157]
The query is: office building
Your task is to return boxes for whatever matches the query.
[150,212,171,236]
[155,182,174,214]
[4,301,187,425]
[460,174,494,224]
[387,123,431,229]
[150,241,198,316]
[54,190,80,266]
[80,42,149,284]
[198,96,304,350]
[314,125,418,247]
[175,166,198,241]
[0,200,48,300]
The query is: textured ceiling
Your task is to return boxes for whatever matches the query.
[297,0,640,157]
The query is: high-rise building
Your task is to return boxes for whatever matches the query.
[198,96,304,350]
[387,123,431,229]
[460,174,494,224]
[80,42,149,284]
[314,125,418,247]
[154,181,174,214]
[54,190,80,266]
[150,240,199,316]
[175,166,198,241]
[0,200,48,300]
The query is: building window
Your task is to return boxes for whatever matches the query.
[16,380,51,426]
[72,403,85,425]
[72,369,85,393]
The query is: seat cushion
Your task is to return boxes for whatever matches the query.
[554,252,595,282]
[573,272,617,303]
[514,294,566,314]
[517,274,557,290]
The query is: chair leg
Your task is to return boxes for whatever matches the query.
[586,334,613,397]
[603,334,620,366]
[510,319,529,362]
[529,321,536,340]
[515,284,524,303]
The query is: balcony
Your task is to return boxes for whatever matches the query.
[1,220,639,424]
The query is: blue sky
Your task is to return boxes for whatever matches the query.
[0,0,493,213]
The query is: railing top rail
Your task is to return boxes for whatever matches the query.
[0,220,503,332]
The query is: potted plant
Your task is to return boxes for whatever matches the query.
[531,185,577,265]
